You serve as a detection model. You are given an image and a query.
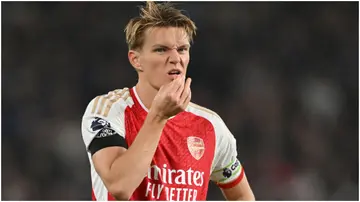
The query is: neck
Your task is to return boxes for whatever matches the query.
[135,79,158,111]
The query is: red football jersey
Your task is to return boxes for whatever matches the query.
[82,87,244,201]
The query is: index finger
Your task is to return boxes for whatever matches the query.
[184,77,192,90]
[160,75,181,91]
[180,77,192,98]
[165,75,184,94]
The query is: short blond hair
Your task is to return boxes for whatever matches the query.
[125,1,197,50]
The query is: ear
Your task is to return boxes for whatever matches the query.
[128,50,143,72]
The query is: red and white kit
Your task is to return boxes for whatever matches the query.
[81,87,245,201]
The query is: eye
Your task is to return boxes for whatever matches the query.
[177,47,189,53]
[154,48,167,53]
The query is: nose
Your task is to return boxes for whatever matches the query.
[168,49,180,65]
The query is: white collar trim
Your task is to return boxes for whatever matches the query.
[133,86,149,112]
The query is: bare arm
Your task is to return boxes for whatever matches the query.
[92,113,167,200]
[221,174,255,201]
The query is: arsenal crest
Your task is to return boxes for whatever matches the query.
[187,136,205,160]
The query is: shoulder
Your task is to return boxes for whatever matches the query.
[83,87,134,118]
[81,88,131,148]
[186,102,222,124]
[186,102,234,140]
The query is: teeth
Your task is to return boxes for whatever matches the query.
[169,70,180,74]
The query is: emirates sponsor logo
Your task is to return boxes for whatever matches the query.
[187,136,205,160]
[145,164,205,201]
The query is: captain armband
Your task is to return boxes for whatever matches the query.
[88,117,128,155]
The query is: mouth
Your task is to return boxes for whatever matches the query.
[167,69,182,76]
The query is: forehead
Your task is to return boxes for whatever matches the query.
[143,27,189,47]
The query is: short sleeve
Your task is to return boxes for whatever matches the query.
[81,93,126,151]
[210,116,244,189]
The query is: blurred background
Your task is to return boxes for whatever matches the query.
[2,1,358,200]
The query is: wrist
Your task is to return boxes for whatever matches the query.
[146,110,168,125]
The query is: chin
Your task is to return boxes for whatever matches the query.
[150,78,173,90]
[150,82,164,91]
[158,81,172,90]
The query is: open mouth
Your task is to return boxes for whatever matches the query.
[168,70,181,75]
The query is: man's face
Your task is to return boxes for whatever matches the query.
[136,27,190,90]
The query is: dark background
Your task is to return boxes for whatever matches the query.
[2,1,358,200]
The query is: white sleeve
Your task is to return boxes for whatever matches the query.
[81,94,126,150]
[210,116,244,188]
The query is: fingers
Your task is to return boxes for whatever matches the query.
[182,88,192,109]
[179,77,191,104]
[152,76,192,118]
[174,76,185,96]
[161,76,185,101]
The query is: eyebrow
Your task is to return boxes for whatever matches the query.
[152,44,191,48]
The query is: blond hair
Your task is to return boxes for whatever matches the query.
[125,1,197,50]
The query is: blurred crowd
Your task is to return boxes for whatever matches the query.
[2,2,358,200]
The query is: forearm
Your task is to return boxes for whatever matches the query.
[221,174,255,201]
[235,193,255,201]
[108,112,167,199]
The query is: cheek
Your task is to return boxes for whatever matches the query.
[143,56,164,70]
[181,54,190,66]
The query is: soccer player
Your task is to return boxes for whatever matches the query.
[81,2,255,201]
